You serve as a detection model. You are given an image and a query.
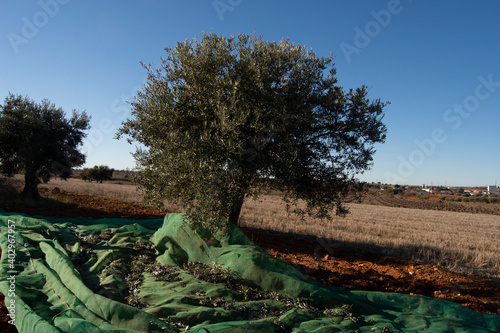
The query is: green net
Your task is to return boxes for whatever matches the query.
[0,211,498,332]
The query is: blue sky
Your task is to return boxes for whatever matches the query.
[1,0,499,187]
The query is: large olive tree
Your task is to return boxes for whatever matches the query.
[117,33,387,227]
[0,94,90,200]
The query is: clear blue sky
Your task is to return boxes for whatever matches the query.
[1,1,499,187]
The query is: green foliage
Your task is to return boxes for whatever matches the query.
[0,93,90,199]
[80,165,114,183]
[117,32,388,227]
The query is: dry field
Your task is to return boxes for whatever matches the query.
[240,194,500,279]
[9,175,500,279]
[8,174,145,204]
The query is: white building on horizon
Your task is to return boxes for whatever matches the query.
[421,184,434,193]
[486,185,498,195]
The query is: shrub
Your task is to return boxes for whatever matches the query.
[475,196,487,203]
[490,197,500,204]
[393,188,404,195]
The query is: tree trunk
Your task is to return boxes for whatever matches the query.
[228,191,245,226]
[21,171,41,201]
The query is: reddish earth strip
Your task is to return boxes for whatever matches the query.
[243,228,500,316]
[0,190,499,332]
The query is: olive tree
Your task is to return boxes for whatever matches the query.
[80,165,114,183]
[0,94,90,200]
[117,33,387,227]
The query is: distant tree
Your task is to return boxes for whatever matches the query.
[117,33,388,227]
[123,167,132,180]
[383,187,394,196]
[0,94,90,200]
[80,165,114,183]
[79,168,91,182]
[393,188,404,195]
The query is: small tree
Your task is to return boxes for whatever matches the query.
[80,165,114,183]
[117,33,387,227]
[0,94,90,200]
[79,168,92,182]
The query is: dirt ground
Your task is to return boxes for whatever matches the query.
[243,228,500,316]
[0,188,499,332]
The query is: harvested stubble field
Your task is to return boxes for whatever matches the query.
[240,194,500,279]
[8,174,145,204]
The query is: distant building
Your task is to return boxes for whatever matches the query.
[421,185,434,193]
[487,185,498,195]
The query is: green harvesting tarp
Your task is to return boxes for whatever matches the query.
[0,210,499,332]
